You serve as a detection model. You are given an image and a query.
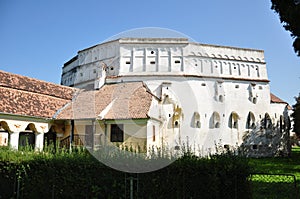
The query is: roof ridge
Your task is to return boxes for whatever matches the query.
[0,85,73,101]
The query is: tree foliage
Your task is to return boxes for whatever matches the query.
[291,93,300,137]
[271,0,300,56]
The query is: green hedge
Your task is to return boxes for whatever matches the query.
[0,148,251,199]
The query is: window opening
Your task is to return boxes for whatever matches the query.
[229,112,239,129]
[110,124,124,142]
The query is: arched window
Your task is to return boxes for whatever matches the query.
[0,131,9,147]
[229,112,239,129]
[19,123,37,150]
[219,95,224,102]
[215,81,225,103]
[0,121,10,147]
[211,112,220,128]
[248,84,258,104]
[279,115,285,132]
[172,106,182,128]
[252,97,257,104]
[44,126,57,151]
[192,112,201,128]
[246,112,256,129]
[263,113,272,129]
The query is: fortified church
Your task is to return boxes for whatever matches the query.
[0,37,291,157]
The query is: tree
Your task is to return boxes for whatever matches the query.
[291,93,300,137]
[271,0,300,56]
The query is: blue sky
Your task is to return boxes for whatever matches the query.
[0,0,299,105]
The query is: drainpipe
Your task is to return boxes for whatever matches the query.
[70,120,75,151]
[104,120,107,147]
[92,119,95,150]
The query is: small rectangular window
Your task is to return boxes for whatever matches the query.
[175,60,181,64]
[150,61,156,64]
[126,61,131,64]
[85,125,93,146]
[110,124,124,142]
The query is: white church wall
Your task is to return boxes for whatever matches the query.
[60,38,290,157]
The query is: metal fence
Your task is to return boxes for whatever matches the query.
[250,173,298,199]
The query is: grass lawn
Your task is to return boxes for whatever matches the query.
[249,146,300,182]
[249,147,300,199]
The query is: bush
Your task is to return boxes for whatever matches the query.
[0,147,251,199]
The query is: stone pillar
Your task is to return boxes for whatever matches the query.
[35,132,44,151]
[9,132,19,150]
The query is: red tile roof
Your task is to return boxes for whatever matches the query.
[0,70,77,118]
[0,70,75,100]
[270,93,292,110]
[270,93,287,104]
[56,82,153,120]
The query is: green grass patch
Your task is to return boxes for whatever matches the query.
[249,147,300,199]
[249,147,300,182]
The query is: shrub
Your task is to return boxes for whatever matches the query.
[0,147,251,199]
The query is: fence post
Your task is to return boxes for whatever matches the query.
[293,175,298,199]
[125,173,138,199]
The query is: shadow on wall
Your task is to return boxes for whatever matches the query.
[239,112,291,158]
